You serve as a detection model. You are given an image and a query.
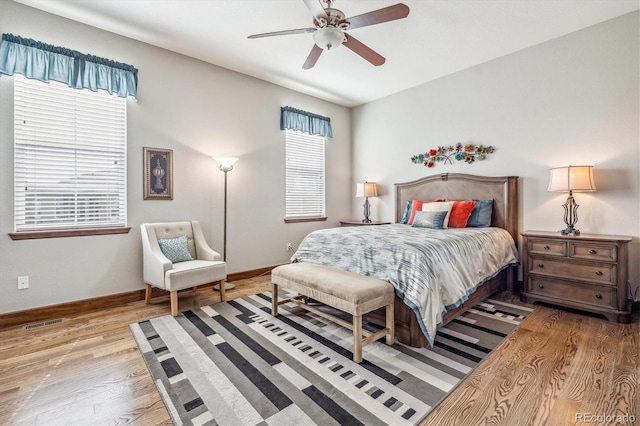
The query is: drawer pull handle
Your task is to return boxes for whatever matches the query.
[595,294,602,299]
[595,271,603,276]
[538,263,544,268]
[538,284,544,289]
[589,249,597,255]
[543,245,550,250]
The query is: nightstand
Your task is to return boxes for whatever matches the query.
[340,220,391,227]
[521,230,632,323]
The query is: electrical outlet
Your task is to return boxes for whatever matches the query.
[17,276,29,290]
[286,243,293,252]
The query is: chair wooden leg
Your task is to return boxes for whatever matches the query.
[385,302,395,345]
[219,279,226,302]
[272,283,279,316]
[170,291,178,316]
[353,314,363,363]
[145,284,152,304]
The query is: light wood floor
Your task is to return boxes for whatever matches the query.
[1,275,637,426]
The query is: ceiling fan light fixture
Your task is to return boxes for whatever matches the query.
[313,26,344,50]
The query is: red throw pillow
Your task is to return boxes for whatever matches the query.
[448,200,477,228]
[407,199,440,225]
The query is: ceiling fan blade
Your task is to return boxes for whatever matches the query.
[343,3,410,30]
[343,34,385,66]
[248,28,316,39]
[303,0,329,23]
[302,44,323,69]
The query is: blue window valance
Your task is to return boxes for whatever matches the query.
[280,106,333,138]
[0,33,138,98]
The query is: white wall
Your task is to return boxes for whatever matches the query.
[351,12,640,300]
[0,2,351,314]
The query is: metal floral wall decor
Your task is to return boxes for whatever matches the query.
[411,143,495,168]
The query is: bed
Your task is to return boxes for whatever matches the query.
[291,173,520,348]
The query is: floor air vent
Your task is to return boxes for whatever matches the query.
[24,318,64,330]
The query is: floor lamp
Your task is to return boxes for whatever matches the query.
[214,156,238,291]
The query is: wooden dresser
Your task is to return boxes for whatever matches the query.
[521,230,632,323]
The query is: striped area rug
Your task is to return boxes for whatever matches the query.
[130,292,532,426]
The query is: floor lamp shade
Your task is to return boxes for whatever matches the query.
[213,156,238,291]
[214,157,238,172]
[548,165,596,235]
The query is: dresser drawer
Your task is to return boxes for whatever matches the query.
[569,242,617,262]
[529,256,616,285]
[528,277,616,309]
[528,238,567,256]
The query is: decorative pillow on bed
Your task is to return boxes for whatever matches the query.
[467,199,494,227]
[158,235,193,263]
[421,201,454,228]
[400,200,412,224]
[447,200,477,228]
[411,210,448,229]
[406,199,441,225]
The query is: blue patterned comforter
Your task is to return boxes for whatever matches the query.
[291,224,519,346]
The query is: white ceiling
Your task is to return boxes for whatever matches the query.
[14,0,640,107]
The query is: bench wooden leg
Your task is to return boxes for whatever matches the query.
[170,291,178,316]
[219,279,226,302]
[272,283,279,317]
[144,284,152,304]
[353,314,363,363]
[386,301,395,345]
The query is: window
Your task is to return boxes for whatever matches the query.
[13,75,127,235]
[285,130,326,221]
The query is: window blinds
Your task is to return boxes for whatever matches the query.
[285,130,325,218]
[14,75,127,231]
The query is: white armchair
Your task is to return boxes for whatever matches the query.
[141,221,227,316]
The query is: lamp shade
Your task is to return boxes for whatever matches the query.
[313,26,344,50]
[356,182,378,198]
[548,166,596,192]
[214,157,238,172]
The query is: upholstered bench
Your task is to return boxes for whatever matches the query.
[271,262,395,363]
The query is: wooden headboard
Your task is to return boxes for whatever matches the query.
[395,173,519,242]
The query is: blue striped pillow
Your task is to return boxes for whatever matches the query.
[411,210,448,229]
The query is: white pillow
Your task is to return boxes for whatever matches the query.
[422,201,454,228]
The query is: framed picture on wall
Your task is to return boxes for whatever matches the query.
[143,147,173,200]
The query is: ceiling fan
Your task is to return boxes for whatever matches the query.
[248,0,410,69]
